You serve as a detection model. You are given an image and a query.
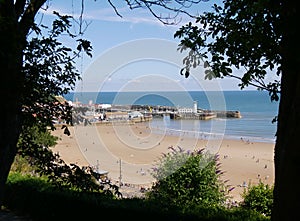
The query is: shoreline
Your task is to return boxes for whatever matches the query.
[141,126,276,145]
[51,122,275,202]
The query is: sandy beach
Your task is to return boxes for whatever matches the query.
[51,122,275,202]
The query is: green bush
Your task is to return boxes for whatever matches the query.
[146,146,229,212]
[241,181,274,217]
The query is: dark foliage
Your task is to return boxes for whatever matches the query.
[174,0,282,102]
[4,173,269,221]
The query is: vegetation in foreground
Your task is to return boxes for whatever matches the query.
[3,145,272,221]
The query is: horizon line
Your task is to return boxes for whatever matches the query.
[67,89,259,93]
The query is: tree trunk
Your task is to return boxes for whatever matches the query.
[0,4,24,208]
[272,1,300,220]
[0,114,19,208]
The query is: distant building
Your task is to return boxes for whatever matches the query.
[177,101,198,114]
[178,107,194,114]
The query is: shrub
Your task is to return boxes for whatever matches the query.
[241,181,274,217]
[146,146,229,212]
[10,154,37,174]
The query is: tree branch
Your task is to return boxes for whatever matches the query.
[78,0,85,34]
[14,0,26,19]
[108,0,123,18]
[113,0,205,25]
[19,0,47,36]
[226,73,280,94]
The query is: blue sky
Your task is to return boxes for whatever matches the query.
[40,0,256,92]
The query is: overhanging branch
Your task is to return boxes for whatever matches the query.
[112,0,205,25]
[19,0,47,35]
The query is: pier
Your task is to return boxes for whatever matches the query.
[67,98,242,126]
[122,104,241,120]
[149,109,241,120]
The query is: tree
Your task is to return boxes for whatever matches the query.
[174,0,300,220]
[0,0,93,208]
[0,0,204,208]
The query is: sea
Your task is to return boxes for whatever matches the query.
[64,90,279,143]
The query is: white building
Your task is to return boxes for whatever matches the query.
[178,107,194,114]
[177,101,198,114]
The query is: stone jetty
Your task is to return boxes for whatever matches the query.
[68,100,241,125]
[127,104,241,120]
